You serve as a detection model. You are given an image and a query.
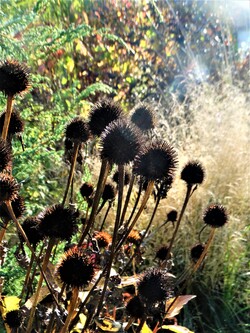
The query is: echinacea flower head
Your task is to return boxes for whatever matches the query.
[0,111,24,138]
[65,117,90,144]
[130,102,156,131]
[93,231,112,248]
[0,139,12,172]
[5,310,24,329]
[126,295,145,319]
[0,173,19,202]
[101,119,142,165]
[190,243,205,263]
[203,204,228,228]
[20,216,44,247]
[56,246,95,289]
[0,194,25,222]
[39,204,78,241]
[112,169,131,186]
[127,229,141,245]
[167,209,178,222]
[89,97,124,136]
[102,183,117,202]
[133,141,178,181]
[0,60,30,96]
[80,182,94,199]
[155,246,172,261]
[181,160,205,185]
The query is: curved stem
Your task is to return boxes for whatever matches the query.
[20,251,35,302]
[1,94,14,141]
[0,219,9,244]
[120,174,135,227]
[60,288,79,333]
[99,202,112,231]
[124,179,143,229]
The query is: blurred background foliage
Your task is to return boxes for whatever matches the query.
[0,0,249,332]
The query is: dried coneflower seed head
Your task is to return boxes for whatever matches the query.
[127,229,141,245]
[112,169,131,186]
[133,141,178,181]
[101,119,142,165]
[138,268,174,304]
[80,182,94,199]
[57,247,95,289]
[102,183,117,202]
[181,160,205,185]
[130,102,156,131]
[0,173,19,202]
[5,310,23,328]
[0,139,11,172]
[89,97,124,136]
[0,195,25,221]
[190,243,205,263]
[126,295,145,319]
[20,216,43,247]
[158,175,173,199]
[0,111,24,137]
[0,60,30,96]
[203,204,228,228]
[93,231,112,248]
[155,246,172,261]
[39,204,78,241]
[65,117,90,144]
[167,209,178,222]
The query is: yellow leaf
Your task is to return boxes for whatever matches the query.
[66,57,75,73]
[165,295,196,319]
[160,325,194,333]
[141,322,153,333]
[0,296,20,316]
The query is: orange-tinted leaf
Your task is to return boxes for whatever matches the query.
[165,295,196,318]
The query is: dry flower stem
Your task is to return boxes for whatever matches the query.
[0,220,8,244]
[99,201,112,231]
[124,180,143,228]
[60,287,79,333]
[120,174,135,227]
[1,95,14,141]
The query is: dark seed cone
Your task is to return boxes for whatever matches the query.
[65,117,90,144]
[167,209,178,222]
[137,268,174,304]
[101,119,142,165]
[113,169,131,186]
[0,194,25,221]
[190,243,205,263]
[102,183,117,202]
[203,204,228,228]
[133,141,178,181]
[80,182,94,199]
[89,97,124,136]
[126,295,145,319]
[181,160,205,185]
[0,173,19,202]
[127,229,141,245]
[56,246,95,289]
[0,139,12,172]
[155,246,172,261]
[157,175,173,199]
[19,216,44,247]
[93,231,112,248]
[5,309,24,328]
[130,102,156,131]
[39,204,78,241]
[0,110,24,138]
[0,60,30,96]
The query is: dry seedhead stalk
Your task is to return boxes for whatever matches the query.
[130,102,156,131]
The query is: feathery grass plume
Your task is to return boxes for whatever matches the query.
[0,195,25,221]
[0,60,30,97]
[5,309,24,329]
[39,204,78,241]
[137,267,174,304]
[0,173,19,202]
[65,116,90,144]
[130,102,156,131]
[101,118,142,165]
[133,141,178,181]
[93,231,112,248]
[190,243,205,263]
[203,204,228,228]
[126,295,145,319]
[0,110,24,138]
[56,246,95,289]
[155,246,172,261]
[181,160,205,185]
[19,216,43,247]
[89,97,124,136]
[127,229,141,245]
[102,182,117,202]
[80,182,94,199]
[0,139,11,172]
[167,209,178,223]
[113,168,131,186]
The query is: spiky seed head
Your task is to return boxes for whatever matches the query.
[157,175,173,199]
[102,183,117,202]
[20,216,43,247]
[133,141,178,181]
[64,137,73,151]
[190,243,205,263]
[112,169,131,186]
[0,173,19,202]
[0,195,25,222]
[101,119,142,165]
[130,102,156,131]
[203,204,228,228]
[0,111,24,138]
[0,139,12,172]
[0,60,30,96]
[181,160,205,185]
[127,229,141,245]
[93,231,112,248]
[65,117,90,144]
[56,246,95,289]
[167,209,178,222]
[39,204,78,241]
[138,268,174,304]
[155,246,172,261]
[126,295,145,319]
[5,310,24,328]
[89,97,124,136]
[80,182,94,199]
